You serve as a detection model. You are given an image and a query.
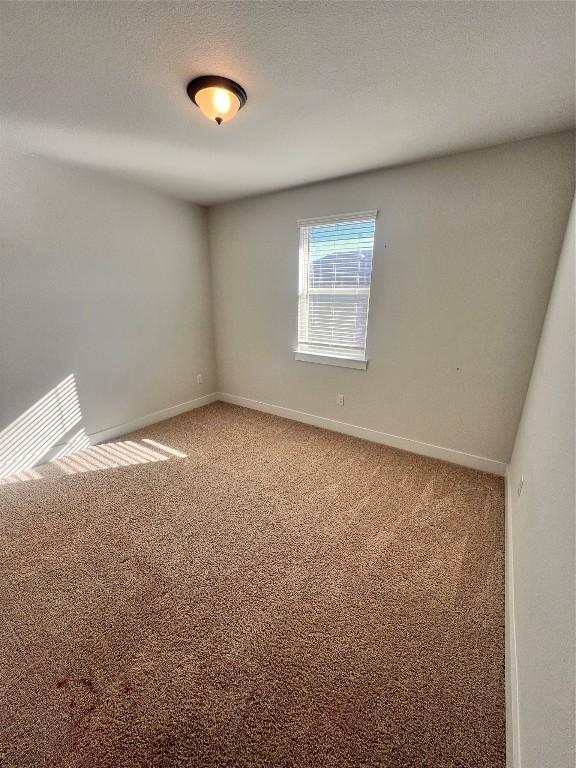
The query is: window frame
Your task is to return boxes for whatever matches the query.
[294,210,378,370]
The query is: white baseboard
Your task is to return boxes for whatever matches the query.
[217,392,507,476]
[88,392,218,444]
[505,468,521,768]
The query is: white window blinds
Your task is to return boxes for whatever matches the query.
[297,210,377,362]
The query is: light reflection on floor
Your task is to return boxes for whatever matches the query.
[0,373,188,488]
[0,437,187,486]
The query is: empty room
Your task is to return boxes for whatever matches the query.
[0,2,574,767]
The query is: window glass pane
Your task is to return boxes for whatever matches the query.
[297,214,376,361]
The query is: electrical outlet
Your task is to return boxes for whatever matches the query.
[196,374,203,385]
[337,393,344,406]
[517,476,524,497]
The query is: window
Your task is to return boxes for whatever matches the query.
[295,210,377,369]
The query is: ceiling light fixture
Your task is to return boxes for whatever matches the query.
[186,75,247,125]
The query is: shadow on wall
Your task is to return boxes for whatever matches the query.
[0,374,86,479]
[0,374,187,486]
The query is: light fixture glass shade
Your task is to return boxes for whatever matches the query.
[194,86,241,124]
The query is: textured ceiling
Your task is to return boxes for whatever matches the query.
[1,1,574,204]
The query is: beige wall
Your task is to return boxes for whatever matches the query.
[507,196,575,768]
[0,150,216,445]
[209,132,575,467]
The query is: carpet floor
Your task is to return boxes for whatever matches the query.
[0,402,505,768]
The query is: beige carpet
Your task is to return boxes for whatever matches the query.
[0,402,505,767]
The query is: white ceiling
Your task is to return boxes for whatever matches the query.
[1,1,574,204]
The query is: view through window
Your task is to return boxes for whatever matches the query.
[297,210,377,363]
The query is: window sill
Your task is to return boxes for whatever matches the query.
[294,351,368,370]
